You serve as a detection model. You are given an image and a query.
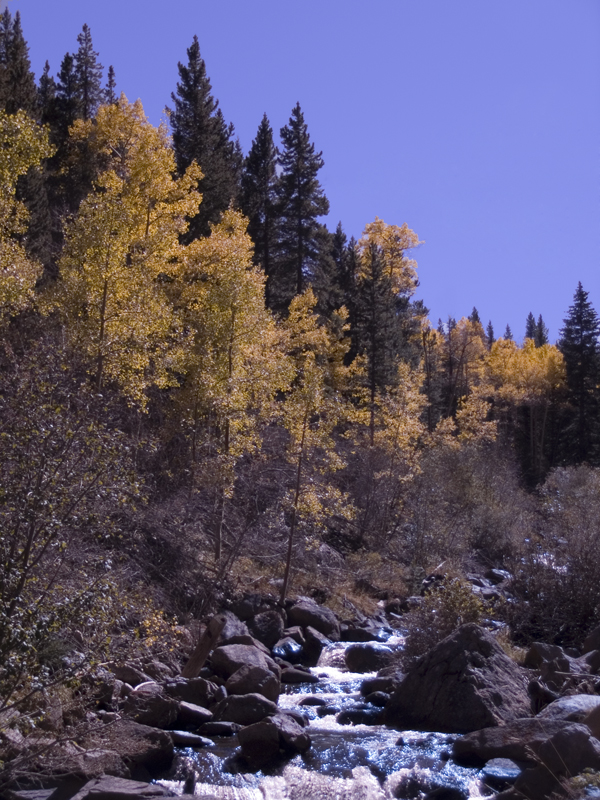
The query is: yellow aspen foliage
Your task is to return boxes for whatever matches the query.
[357,217,420,296]
[444,317,489,411]
[487,337,566,404]
[279,288,354,602]
[50,96,202,405]
[0,110,53,315]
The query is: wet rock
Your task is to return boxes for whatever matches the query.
[385,623,530,733]
[248,610,285,649]
[303,626,331,667]
[175,701,213,727]
[68,776,172,800]
[238,712,310,768]
[212,692,278,725]
[197,721,241,736]
[299,696,327,706]
[210,643,280,679]
[163,677,221,708]
[336,704,384,725]
[286,599,340,641]
[345,642,395,673]
[364,691,390,707]
[169,731,214,748]
[452,718,573,765]
[481,758,523,791]
[341,627,381,642]
[272,636,304,663]
[280,667,320,684]
[316,704,340,717]
[123,684,179,729]
[225,664,280,702]
[536,693,600,722]
[361,674,403,696]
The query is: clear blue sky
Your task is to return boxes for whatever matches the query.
[10,0,600,342]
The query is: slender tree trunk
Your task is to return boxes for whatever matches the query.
[280,413,307,604]
[96,279,108,390]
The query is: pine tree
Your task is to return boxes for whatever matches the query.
[486,321,495,349]
[468,307,481,325]
[1,11,37,116]
[54,53,79,141]
[274,103,329,310]
[535,314,549,347]
[104,65,117,105]
[74,24,103,121]
[504,324,513,341]
[558,283,600,464]
[168,35,241,240]
[525,312,536,341]
[239,113,278,305]
[38,61,56,124]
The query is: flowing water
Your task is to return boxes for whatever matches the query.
[159,638,493,799]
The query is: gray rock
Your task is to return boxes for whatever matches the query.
[303,626,331,667]
[537,722,600,776]
[280,668,320,684]
[123,685,179,730]
[336,705,384,725]
[384,624,530,733]
[197,721,241,736]
[83,719,174,777]
[175,701,213,727]
[584,625,600,654]
[287,599,340,641]
[69,776,172,800]
[272,636,304,663]
[536,693,600,722]
[169,731,214,748]
[163,677,220,707]
[212,692,278,725]
[225,664,280,702]
[238,712,310,767]
[344,642,395,673]
[228,593,276,621]
[452,718,574,766]
[523,641,570,670]
[218,610,250,641]
[248,610,285,649]
[210,644,280,680]
[109,664,154,687]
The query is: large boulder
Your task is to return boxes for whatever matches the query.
[344,643,395,673]
[163,677,221,708]
[211,692,278,725]
[583,625,600,654]
[536,693,600,722]
[452,718,574,766]
[384,624,529,733]
[286,600,340,641]
[238,712,311,768]
[83,719,174,777]
[69,776,172,800]
[210,643,280,679]
[123,683,179,729]
[225,664,280,702]
[248,610,285,649]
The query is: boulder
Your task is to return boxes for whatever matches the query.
[537,722,600,776]
[197,721,241,736]
[140,661,173,682]
[286,599,340,641]
[175,701,213,727]
[303,626,331,667]
[211,692,278,725]
[163,677,221,708]
[361,674,403,696]
[122,684,179,729]
[228,593,276,621]
[280,667,319,684]
[69,776,172,800]
[83,719,174,777]
[272,636,304,663]
[210,644,280,679]
[248,610,285,649]
[218,610,250,641]
[341,627,381,643]
[384,624,530,733]
[536,693,600,722]
[344,643,395,673]
[523,641,571,670]
[452,718,574,766]
[225,664,280,702]
[238,712,310,767]
[169,731,213,748]
[220,634,271,654]
[109,664,154,687]
[336,705,384,725]
[583,624,600,654]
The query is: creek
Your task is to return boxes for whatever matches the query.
[159,637,497,799]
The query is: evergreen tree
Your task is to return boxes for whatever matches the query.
[38,61,56,124]
[274,102,329,310]
[504,324,513,341]
[239,113,278,304]
[558,283,600,464]
[468,307,481,325]
[535,314,549,347]
[168,35,241,240]
[486,320,495,349]
[74,24,103,121]
[54,53,79,141]
[1,11,37,116]
[104,65,117,105]
[525,312,536,341]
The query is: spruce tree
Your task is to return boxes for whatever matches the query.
[486,321,495,349]
[240,113,278,304]
[504,324,513,341]
[558,283,600,464]
[104,65,117,105]
[1,11,37,116]
[74,24,103,121]
[168,35,241,240]
[525,312,536,341]
[38,61,56,124]
[54,53,79,141]
[535,314,549,347]
[274,102,329,310]
[468,307,481,325]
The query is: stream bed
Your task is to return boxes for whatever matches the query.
[159,639,496,799]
